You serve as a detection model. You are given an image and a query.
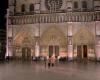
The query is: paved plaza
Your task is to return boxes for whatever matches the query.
[0,61,100,80]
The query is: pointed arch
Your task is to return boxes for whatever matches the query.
[73,27,95,45]
[40,26,67,57]
[14,30,35,46]
[41,26,67,46]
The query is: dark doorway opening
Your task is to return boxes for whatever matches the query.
[77,45,88,60]
[49,46,53,58]
[83,45,87,58]
[77,45,82,59]
[22,47,31,61]
[49,45,59,58]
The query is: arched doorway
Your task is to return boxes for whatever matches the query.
[73,27,95,60]
[41,26,67,58]
[21,36,35,61]
[13,30,35,60]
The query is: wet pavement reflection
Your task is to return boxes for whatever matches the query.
[0,61,100,80]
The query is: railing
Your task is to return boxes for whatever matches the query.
[8,11,100,25]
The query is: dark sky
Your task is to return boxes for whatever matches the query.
[0,0,8,30]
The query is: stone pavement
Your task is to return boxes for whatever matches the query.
[0,61,100,80]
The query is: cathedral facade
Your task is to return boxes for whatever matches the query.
[7,0,100,60]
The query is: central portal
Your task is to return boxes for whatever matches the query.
[77,45,87,59]
[49,45,59,57]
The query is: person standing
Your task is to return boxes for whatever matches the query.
[51,54,56,67]
[44,56,47,68]
[48,57,51,68]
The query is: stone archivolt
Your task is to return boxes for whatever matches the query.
[73,27,95,45]
[40,26,67,46]
[40,25,67,57]
[14,29,35,47]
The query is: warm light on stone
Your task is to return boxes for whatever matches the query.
[6,0,100,61]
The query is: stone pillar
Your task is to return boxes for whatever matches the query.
[35,42,40,57]
[67,22,73,60]
[6,9,9,57]
[68,45,73,61]
[96,45,100,61]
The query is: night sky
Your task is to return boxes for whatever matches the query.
[0,0,8,30]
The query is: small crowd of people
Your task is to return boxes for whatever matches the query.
[44,54,56,68]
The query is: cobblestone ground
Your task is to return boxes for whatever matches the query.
[0,61,100,80]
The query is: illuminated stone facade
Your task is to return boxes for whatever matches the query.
[7,0,100,60]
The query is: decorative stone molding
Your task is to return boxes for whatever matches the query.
[9,11,100,25]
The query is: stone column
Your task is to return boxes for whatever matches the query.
[68,45,73,61]
[35,42,40,57]
[67,23,73,61]
[96,45,100,61]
